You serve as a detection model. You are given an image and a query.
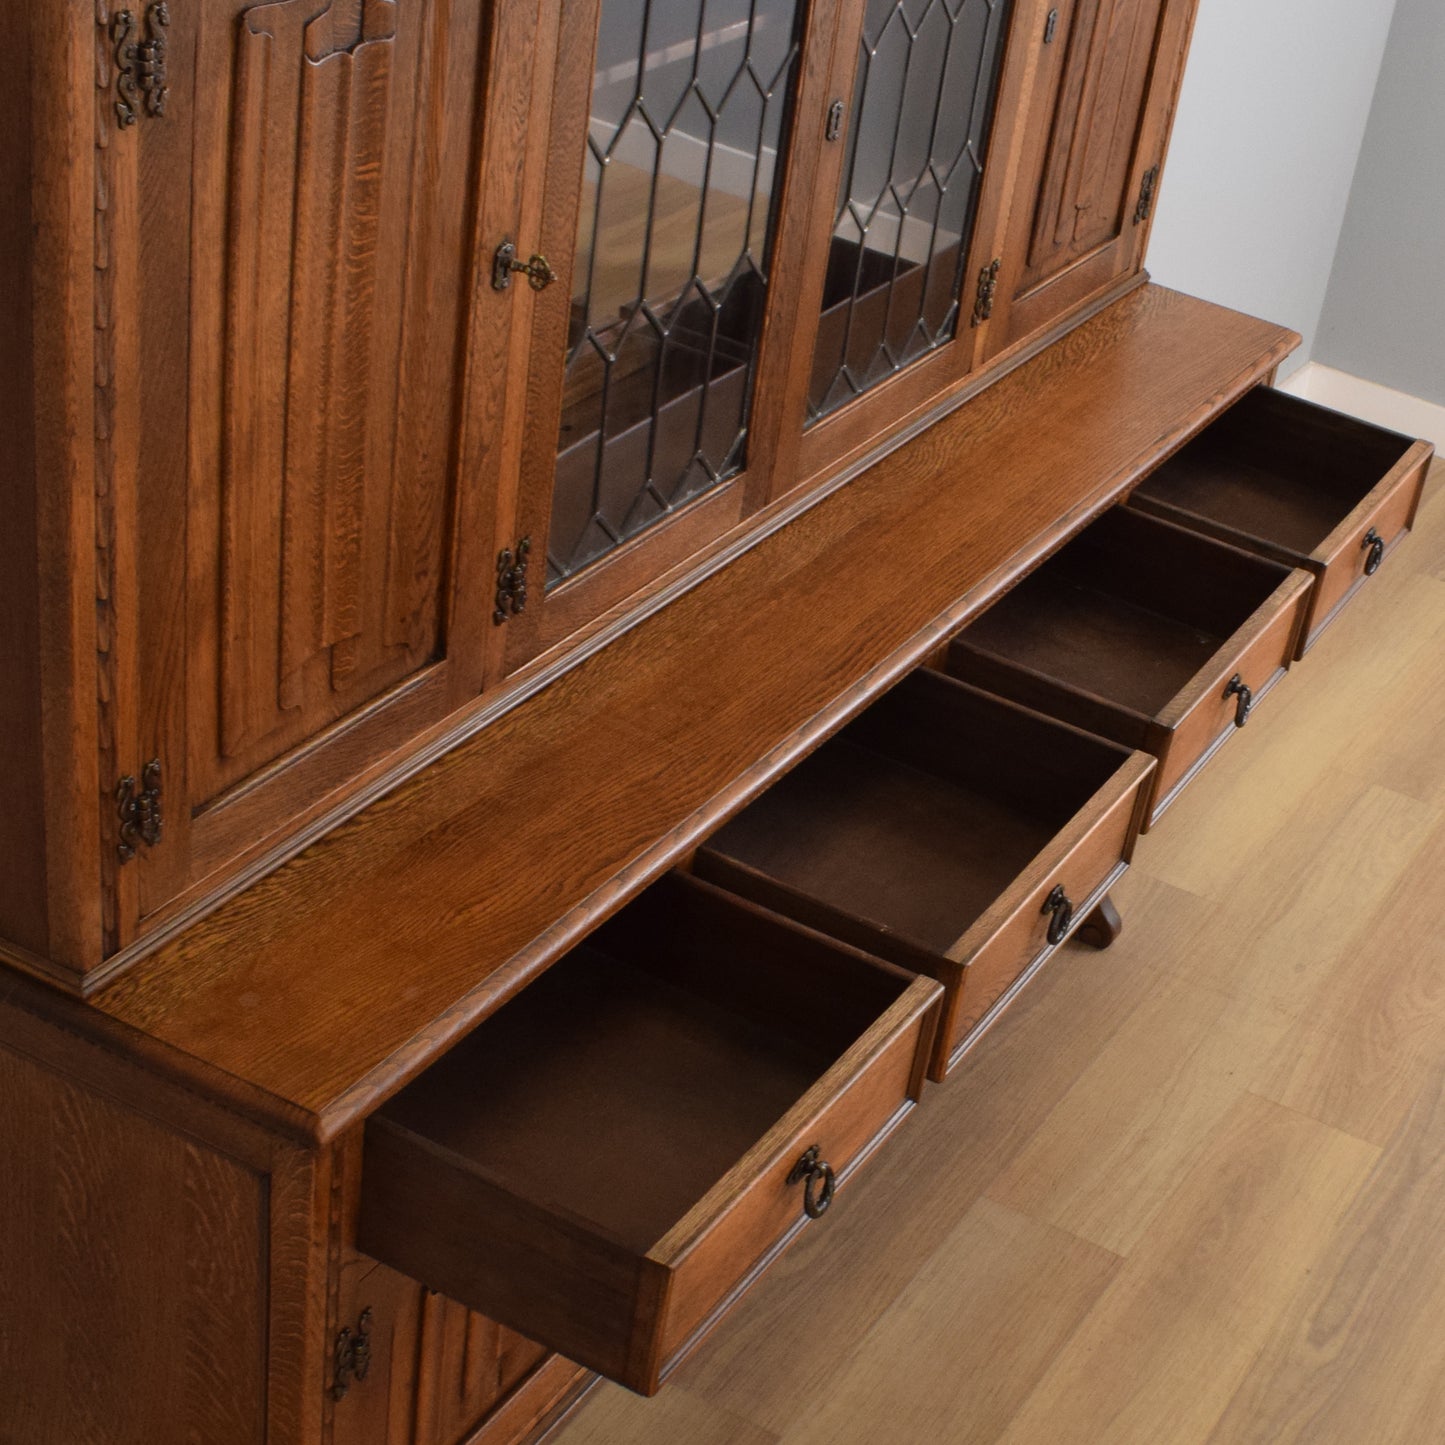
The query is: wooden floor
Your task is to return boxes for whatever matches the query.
[548,461,1445,1445]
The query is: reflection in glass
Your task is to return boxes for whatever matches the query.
[807,0,1013,424]
[548,0,804,585]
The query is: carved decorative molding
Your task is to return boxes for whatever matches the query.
[220,0,404,755]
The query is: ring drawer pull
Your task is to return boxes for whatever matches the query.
[1362,527,1385,576]
[1041,884,1074,946]
[1223,673,1253,729]
[787,1144,837,1220]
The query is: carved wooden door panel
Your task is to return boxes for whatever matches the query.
[0,1042,268,1444]
[328,1253,561,1445]
[976,0,1199,360]
[99,0,535,954]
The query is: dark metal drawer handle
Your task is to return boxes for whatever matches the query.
[787,1144,836,1220]
[1041,884,1074,946]
[1362,527,1385,576]
[1223,673,1253,729]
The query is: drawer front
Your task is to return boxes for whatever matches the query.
[1304,441,1432,653]
[1149,569,1312,820]
[649,989,936,1380]
[945,767,1149,1066]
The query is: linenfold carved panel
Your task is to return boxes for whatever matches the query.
[1021,0,1165,290]
[195,0,478,796]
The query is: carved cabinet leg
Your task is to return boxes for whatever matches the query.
[1076,893,1123,950]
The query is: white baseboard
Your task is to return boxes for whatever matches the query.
[1278,362,1445,445]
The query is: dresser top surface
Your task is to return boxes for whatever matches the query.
[89,284,1297,1137]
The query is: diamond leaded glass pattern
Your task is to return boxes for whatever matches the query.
[548,0,805,586]
[807,0,1013,424]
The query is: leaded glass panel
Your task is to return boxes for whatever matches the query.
[807,0,1012,424]
[548,0,805,586]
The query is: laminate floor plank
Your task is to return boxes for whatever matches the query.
[1154,782,1440,1018]
[777,1198,1122,1445]
[1252,816,1445,1147]
[1204,1065,1445,1445]
[547,1384,778,1445]
[548,470,1445,1443]
[1135,570,1445,903]
[992,1094,1378,1445]
[987,975,1293,1255]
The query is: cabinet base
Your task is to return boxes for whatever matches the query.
[1075,893,1124,950]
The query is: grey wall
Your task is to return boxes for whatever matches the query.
[1145,0,1399,378]
[1315,0,1445,405]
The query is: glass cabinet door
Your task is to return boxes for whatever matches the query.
[551,0,805,584]
[494,0,1031,669]
[499,0,831,669]
[775,0,1021,486]
[807,0,1013,424]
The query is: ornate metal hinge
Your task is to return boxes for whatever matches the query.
[115,760,163,863]
[330,1307,373,1402]
[1134,165,1160,225]
[971,258,1001,327]
[492,241,558,293]
[493,537,532,625]
[112,3,170,129]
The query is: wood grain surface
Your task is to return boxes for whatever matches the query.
[546,463,1445,1445]
[94,285,1296,1133]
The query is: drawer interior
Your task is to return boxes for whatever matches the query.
[370,873,915,1252]
[701,670,1132,957]
[1135,387,1418,555]
[957,507,1294,716]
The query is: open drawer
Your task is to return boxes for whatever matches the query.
[693,670,1154,1081]
[358,871,940,1397]
[1128,386,1433,656]
[943,507,1312,830]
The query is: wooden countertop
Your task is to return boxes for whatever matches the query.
[89,284,1297,1139]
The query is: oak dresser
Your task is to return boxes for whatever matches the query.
[0,0,1432,1440]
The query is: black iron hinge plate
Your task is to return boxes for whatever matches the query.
[971,258,1001,327]
[331,1308,373,1402]
[1134,165,1160,225]
[493,538,533,625]
[116,759,163,863]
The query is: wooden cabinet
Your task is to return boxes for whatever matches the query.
[0,0,1205,987]
[5,0,1095,986]
[6,2,1433,1442]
